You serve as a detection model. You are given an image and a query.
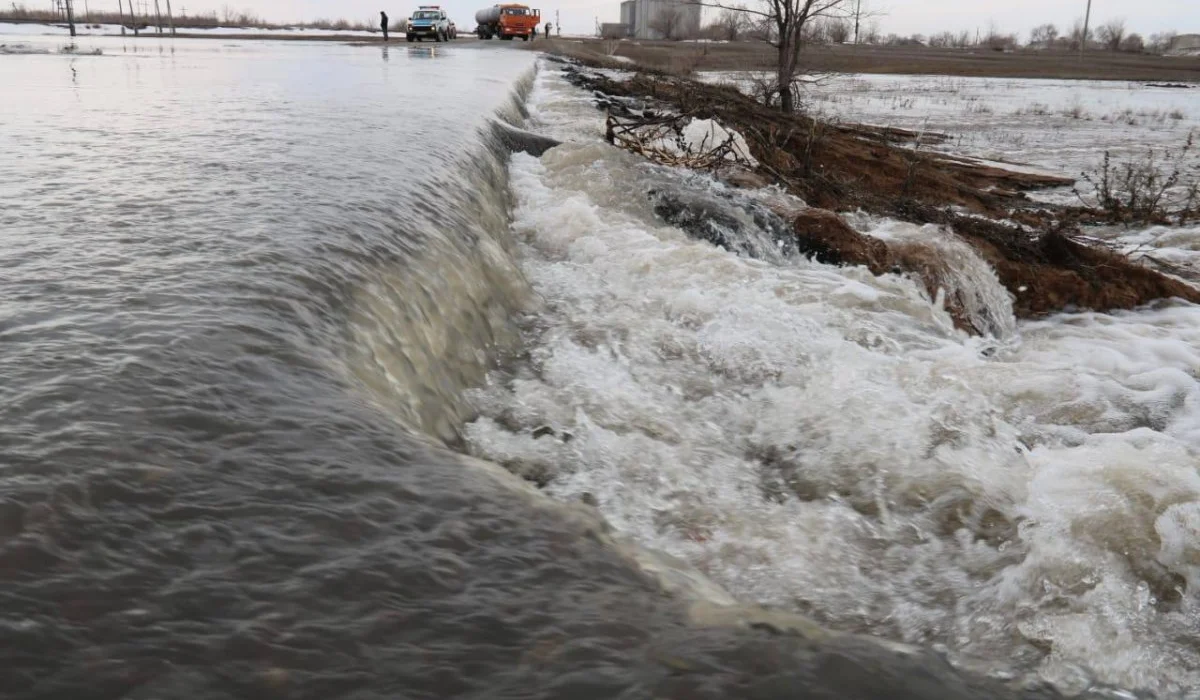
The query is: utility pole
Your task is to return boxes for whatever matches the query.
[64,0,76,36]
[128,0,137,35]
[853,0,861,44]
[118,0,124,33]
[1080,0,1092,59]
[153,0,162,32]
[165,0,173,34]
[555,9,559,35]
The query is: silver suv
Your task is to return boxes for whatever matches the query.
[405,6,452,42]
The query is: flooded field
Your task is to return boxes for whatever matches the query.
[3,29,1200,700]
[703,71,1200,285]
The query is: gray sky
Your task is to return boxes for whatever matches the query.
[171,0,1194,39]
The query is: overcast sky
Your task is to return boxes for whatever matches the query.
[167,0,1194,39]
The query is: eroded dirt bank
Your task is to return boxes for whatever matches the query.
[539,38,1200,83]
[556,58,1200,331]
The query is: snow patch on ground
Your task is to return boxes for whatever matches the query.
[680,118,759,167]
[702,71,1199,195]
[701,69,1200,291]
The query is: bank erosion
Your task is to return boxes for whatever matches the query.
[544,50,1200,334]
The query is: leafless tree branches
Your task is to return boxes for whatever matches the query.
[1097,17,1126,52]
[712,6,751,41]
[696,0,852,112]
[650,6,683,40]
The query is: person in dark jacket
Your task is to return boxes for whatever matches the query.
[545,22,551,38]
[380,11,389,41]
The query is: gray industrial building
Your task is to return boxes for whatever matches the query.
[618,0,701,39]
[1169,34,1200,55]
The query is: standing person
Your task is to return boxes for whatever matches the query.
[380,11,389,41]
[544,22,551,38]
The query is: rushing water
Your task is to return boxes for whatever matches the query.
[464,67,1200,696]
[2,32,1199,700]
[0,36,677,699]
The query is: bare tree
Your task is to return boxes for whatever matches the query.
[927,31,951,48]
[826,17,850,43]
[982,22,1016,51]
[702,0,851,112]
[802,17,826,42]
[714,6,749,40]
[1147,31,1176,54]
[1121,33,1144,53]
[1096,17,1126,52]
[650,6,684,40]
[984,20,999,44]
[861,20,880,44]
[1029,23,1058,46]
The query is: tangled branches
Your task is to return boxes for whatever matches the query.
[604,113,758,170]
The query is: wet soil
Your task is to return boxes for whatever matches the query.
[556,58,1200,328]
[545,38,1200,83]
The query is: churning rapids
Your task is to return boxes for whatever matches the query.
[3,33,1200,700]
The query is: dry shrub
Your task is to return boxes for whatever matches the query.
[1076,132,1200,225]
[1060,103,1088,120]
[666,46,707,78]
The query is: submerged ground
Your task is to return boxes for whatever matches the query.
[543,37,1200,82]
[3,26,1200,700]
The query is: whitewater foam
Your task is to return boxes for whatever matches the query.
[464,62,1200,695]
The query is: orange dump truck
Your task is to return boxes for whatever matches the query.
[474,3,541,41]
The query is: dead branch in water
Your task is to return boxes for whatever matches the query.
[604,113,757,171]
[561,61,1200,320]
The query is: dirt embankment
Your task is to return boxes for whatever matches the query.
[551,38,1200,83]
[557,58,1200,330]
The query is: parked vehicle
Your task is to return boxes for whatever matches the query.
[474,3,540,41]
[405,6,452,42]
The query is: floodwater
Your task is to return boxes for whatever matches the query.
[0,35,691,699]
[467,68,1200,696]
[1,31,1198,700]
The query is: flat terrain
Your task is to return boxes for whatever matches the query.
[6,18,1196,82]
[550,38,1200,82]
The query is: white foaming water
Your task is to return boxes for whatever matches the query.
[845,212,1019,339]
[465,64,1200,695]
[1091,222,1200,287]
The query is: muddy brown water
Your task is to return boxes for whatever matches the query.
[0,33,1173,700]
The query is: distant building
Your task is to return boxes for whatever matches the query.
[617,0,700,40]
[620,0,636,33]
[601,22,630,38]
[1168,34,1200,55]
